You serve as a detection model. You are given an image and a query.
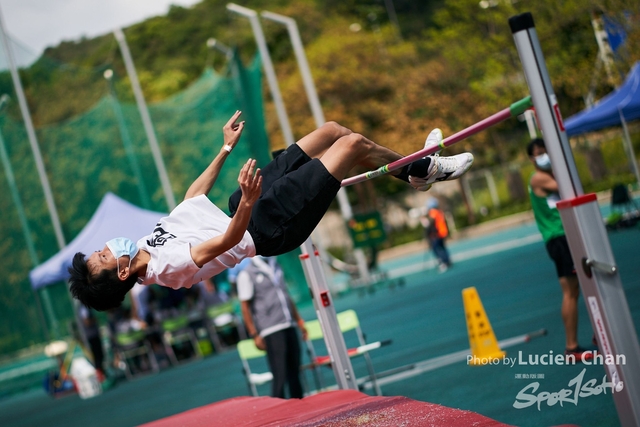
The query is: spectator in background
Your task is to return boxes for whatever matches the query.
[194,278,228,309]
[130,283,152,326]
[78,305,106,378]
[227,258,252,298]
[238,256,307,399]
[527,138,593,360]
[421,198,451,272]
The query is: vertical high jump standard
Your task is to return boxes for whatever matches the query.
[510,12,640,427]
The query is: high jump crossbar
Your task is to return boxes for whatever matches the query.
[340,96,533,187]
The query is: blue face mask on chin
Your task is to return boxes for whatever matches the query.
[105,237,139,271]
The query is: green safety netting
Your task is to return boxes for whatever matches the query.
[0,53,307,356]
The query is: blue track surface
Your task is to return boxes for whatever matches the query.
[0,209,638,427]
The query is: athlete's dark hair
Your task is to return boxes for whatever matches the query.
[68,252,137,311]
[526,138,546,157]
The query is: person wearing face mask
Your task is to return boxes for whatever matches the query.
[68,112,474,312]
[527,138,593,361]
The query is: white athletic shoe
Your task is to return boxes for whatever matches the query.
[423,128,444,155]
[409,129,474,192]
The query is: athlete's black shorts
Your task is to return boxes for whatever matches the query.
[545,235,576,278]
[228,144,341,256]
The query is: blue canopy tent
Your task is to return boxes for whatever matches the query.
[30,192,166,289]
[564,62,640,187]
[565,62,640,136]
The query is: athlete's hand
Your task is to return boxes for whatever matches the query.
[222,110,245,151]
[238,158,262,206]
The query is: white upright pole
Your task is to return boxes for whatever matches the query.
[0,4,66,250]
[0,96,56,339]
[511,17,583,200]
[207,38,233,59]
[484,169,500,208]
[511,13,640,427]
[114,28,176,211]
[260,10,371,282]
[104,69,152,210]
[226,4,295,147]
[259,12,323,126]
[0,8,90,344]
[227,3,358,391]
[298,240,358,390]
[619,109,640,190]
[524,109,538,139]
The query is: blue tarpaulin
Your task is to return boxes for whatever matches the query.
[565,62,640,136]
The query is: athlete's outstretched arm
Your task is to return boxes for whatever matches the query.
[190,159,262,267]
[184,111,245,200]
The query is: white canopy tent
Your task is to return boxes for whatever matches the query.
[30,192,166,289]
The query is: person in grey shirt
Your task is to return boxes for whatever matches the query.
[237,257,307,398]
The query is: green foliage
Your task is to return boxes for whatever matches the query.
[0,60,269,355]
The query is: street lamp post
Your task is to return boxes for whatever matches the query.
[260,10,372,285]
[103,69,152,210]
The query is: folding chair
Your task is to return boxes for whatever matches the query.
[608,183,640,229]
[236,339,273,396]
[612,184,639,214]
[303,309,386,395]
[160,315,201,365]
[205,301,247,352]
[113,330,159,379]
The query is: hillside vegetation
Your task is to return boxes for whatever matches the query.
[4,0,638,163]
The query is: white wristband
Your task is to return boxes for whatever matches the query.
[222,145,232,153]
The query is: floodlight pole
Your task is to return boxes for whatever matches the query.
[103,70,152,210]
[226,4,295,147]
[260,10,371,283]
[0,96,54,340]
[0,4,66,250]
[0,6,88,346]
[227,3,358,391]
[206,39,238,82]
[619,110,640,190]
[511,13,640,427]
[207,38,233,59]
[208,39,245,112]
[114,28,176,211]
[259,11,323,128]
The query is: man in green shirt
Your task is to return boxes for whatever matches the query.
[527,138,592,361]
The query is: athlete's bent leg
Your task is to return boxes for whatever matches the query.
[316,132,406,180]
[295,121,353,159]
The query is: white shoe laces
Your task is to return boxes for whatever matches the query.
[435,155,461,174]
